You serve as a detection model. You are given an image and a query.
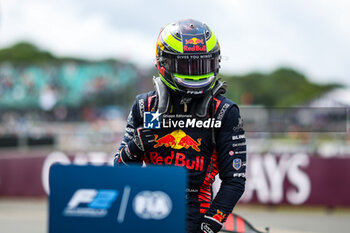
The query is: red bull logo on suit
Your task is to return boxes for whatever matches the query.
[212,210,227,223]
[149,151,204,171]
[150,130,204,171]
[154,130,201,152]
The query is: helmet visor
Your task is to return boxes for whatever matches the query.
[163,56,220,76]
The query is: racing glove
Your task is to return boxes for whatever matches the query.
[130,127,156,153]
[199,215,223,233]
[119,127,156,163]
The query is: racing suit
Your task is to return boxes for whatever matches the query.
[114,91,246,233]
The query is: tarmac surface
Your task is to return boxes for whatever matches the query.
[0,198,349,233]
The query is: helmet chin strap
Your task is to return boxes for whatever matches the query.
[153,76,227,118]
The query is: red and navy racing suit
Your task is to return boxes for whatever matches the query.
[115,91,246,233]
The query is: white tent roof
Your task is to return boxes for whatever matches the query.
[309,87,350,107]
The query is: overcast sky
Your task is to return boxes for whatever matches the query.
[1,0,349,85]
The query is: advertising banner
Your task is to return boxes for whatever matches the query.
[49,165,186,233]
[1,151,350,207]
[239,153,350,206]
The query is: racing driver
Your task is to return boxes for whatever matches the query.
[114,19,246,233]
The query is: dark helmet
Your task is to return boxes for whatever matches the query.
[155,19,221,97]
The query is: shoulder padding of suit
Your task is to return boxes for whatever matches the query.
[135,91,157,120]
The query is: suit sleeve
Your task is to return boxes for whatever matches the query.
[206,105,246,222]
[114,99,144,166]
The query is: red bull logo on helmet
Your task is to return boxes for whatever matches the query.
[182,34,206,53]
[154,130,201,152]
[184,45,206,52]
[185,37,204,45]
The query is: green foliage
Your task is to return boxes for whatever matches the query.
[0,42,143,110]
[0,42,57,64]
[220,68,340,107]
[0,41,121,65]
[0,42,341,108]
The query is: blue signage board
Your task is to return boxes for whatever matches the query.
[49,164,187,233]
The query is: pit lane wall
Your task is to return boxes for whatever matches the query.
[0,151,349,207]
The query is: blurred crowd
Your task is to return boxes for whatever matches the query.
[0,62,138,110]
[0,61,143,151]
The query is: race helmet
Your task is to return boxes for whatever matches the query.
[155,19,221,97]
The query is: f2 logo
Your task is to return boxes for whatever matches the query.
[67,189,118,209]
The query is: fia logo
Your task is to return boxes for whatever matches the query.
[143,111,161,129]
[133,191,172,220]
[63,189,118,217]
